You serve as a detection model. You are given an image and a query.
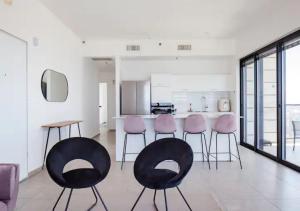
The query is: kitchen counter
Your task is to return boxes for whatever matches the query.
[114,111,234,119]
[115,111,237,162]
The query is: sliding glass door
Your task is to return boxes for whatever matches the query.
[240,30,300,172]
[241,59,255,147]
[283,37,300,166]
[257,49,277,156]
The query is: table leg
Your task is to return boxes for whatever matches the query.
[42,128,51,169]
[58,127,61,140]
[77,123,81,137]
[69,125,71,138]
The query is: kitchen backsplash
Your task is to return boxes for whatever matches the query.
[172,91,232,113]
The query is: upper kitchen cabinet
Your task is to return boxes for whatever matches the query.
[151,74,172,103]
[172,74,234,92]
[151,73,172,87]
[151,86,172,103]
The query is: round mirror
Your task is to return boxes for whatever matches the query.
[41,69,68,102]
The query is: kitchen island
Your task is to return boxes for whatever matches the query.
[114,112,237,162]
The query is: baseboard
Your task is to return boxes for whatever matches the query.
[28,166,42,177]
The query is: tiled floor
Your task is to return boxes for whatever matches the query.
[17,129,300,211]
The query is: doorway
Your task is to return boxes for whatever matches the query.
[93,57,116,133]
[99,83,108,126]
[0,30,28,180]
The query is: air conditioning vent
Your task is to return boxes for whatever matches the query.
[177,44,192,51]
[126,45,140,51]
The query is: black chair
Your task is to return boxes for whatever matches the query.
[46,137,110,211]
[292,120,300,151]
[131,138,193,211]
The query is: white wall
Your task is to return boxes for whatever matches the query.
[236,1,300,58]
[0,0,99,173]
[120,56,235,81]
[82,58,100,137]
[83,39,236,57]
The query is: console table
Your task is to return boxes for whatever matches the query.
[41,120,82,169]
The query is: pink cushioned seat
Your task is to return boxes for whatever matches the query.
[212,114,236,133]
[184,114,206,133]
[154,114,176,133]
[124,115,146,134]
[0,164,19,211]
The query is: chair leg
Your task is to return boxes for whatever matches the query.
[65,189,73,211]
[131,187,146,211]
[52,188,65,211]
[293,137,296,151]
[233,133,243,169]
[216,133,218,170]
[208,130,213,158]
[153,189,158,211]
[176,187,192,211]
[143,132,147,147]
[87,187,98,211]
[163,189,168,211]
[155,132,157,141]
[121,133,128,170]
[200,133,205,162]
[202,133,210,169]
[94,186,108,211]
[228,134,232,162]
[183,132,186,141]
[172,133,175,138]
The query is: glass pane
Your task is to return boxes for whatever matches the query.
[243,60,255,146]
[257,51,277,156]
[283,41,300,166]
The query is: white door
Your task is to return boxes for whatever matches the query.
[0,30,27,180]
[99,83,107,124]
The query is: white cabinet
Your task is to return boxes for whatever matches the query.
[151,74,171,87]
[151,86,172,103]
[172,74,233,92]
[151,74,172,102]
[151,73,234,103]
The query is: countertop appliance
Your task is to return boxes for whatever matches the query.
[121,80,151,115]
[218,98,231,112]
[151,103,176,114]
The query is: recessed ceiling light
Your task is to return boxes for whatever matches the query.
[4,0,13,5]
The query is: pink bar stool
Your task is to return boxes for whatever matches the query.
[183,114,210,169]
[121,115,146,170]
[208,114,242,169]
[154,114,176,140]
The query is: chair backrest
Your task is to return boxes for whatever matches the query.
[292,121,300,137]
[184,114,206,133]
[154,114,176,133]
[46,137,110,187]
[0,164,19,211]
[124,115,146,133]
[134,138,193,187]
[213,114,236,133]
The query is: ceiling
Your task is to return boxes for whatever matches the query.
[40,0,282,40]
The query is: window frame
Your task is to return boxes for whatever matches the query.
[240,29,300,172]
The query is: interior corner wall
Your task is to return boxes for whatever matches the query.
[235,2,300,58]
[0,0,99,173]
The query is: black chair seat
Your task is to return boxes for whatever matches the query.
[131,138,194,210]
[63,168,102,189]
[140,168,178,190]
[46,137,111,211]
